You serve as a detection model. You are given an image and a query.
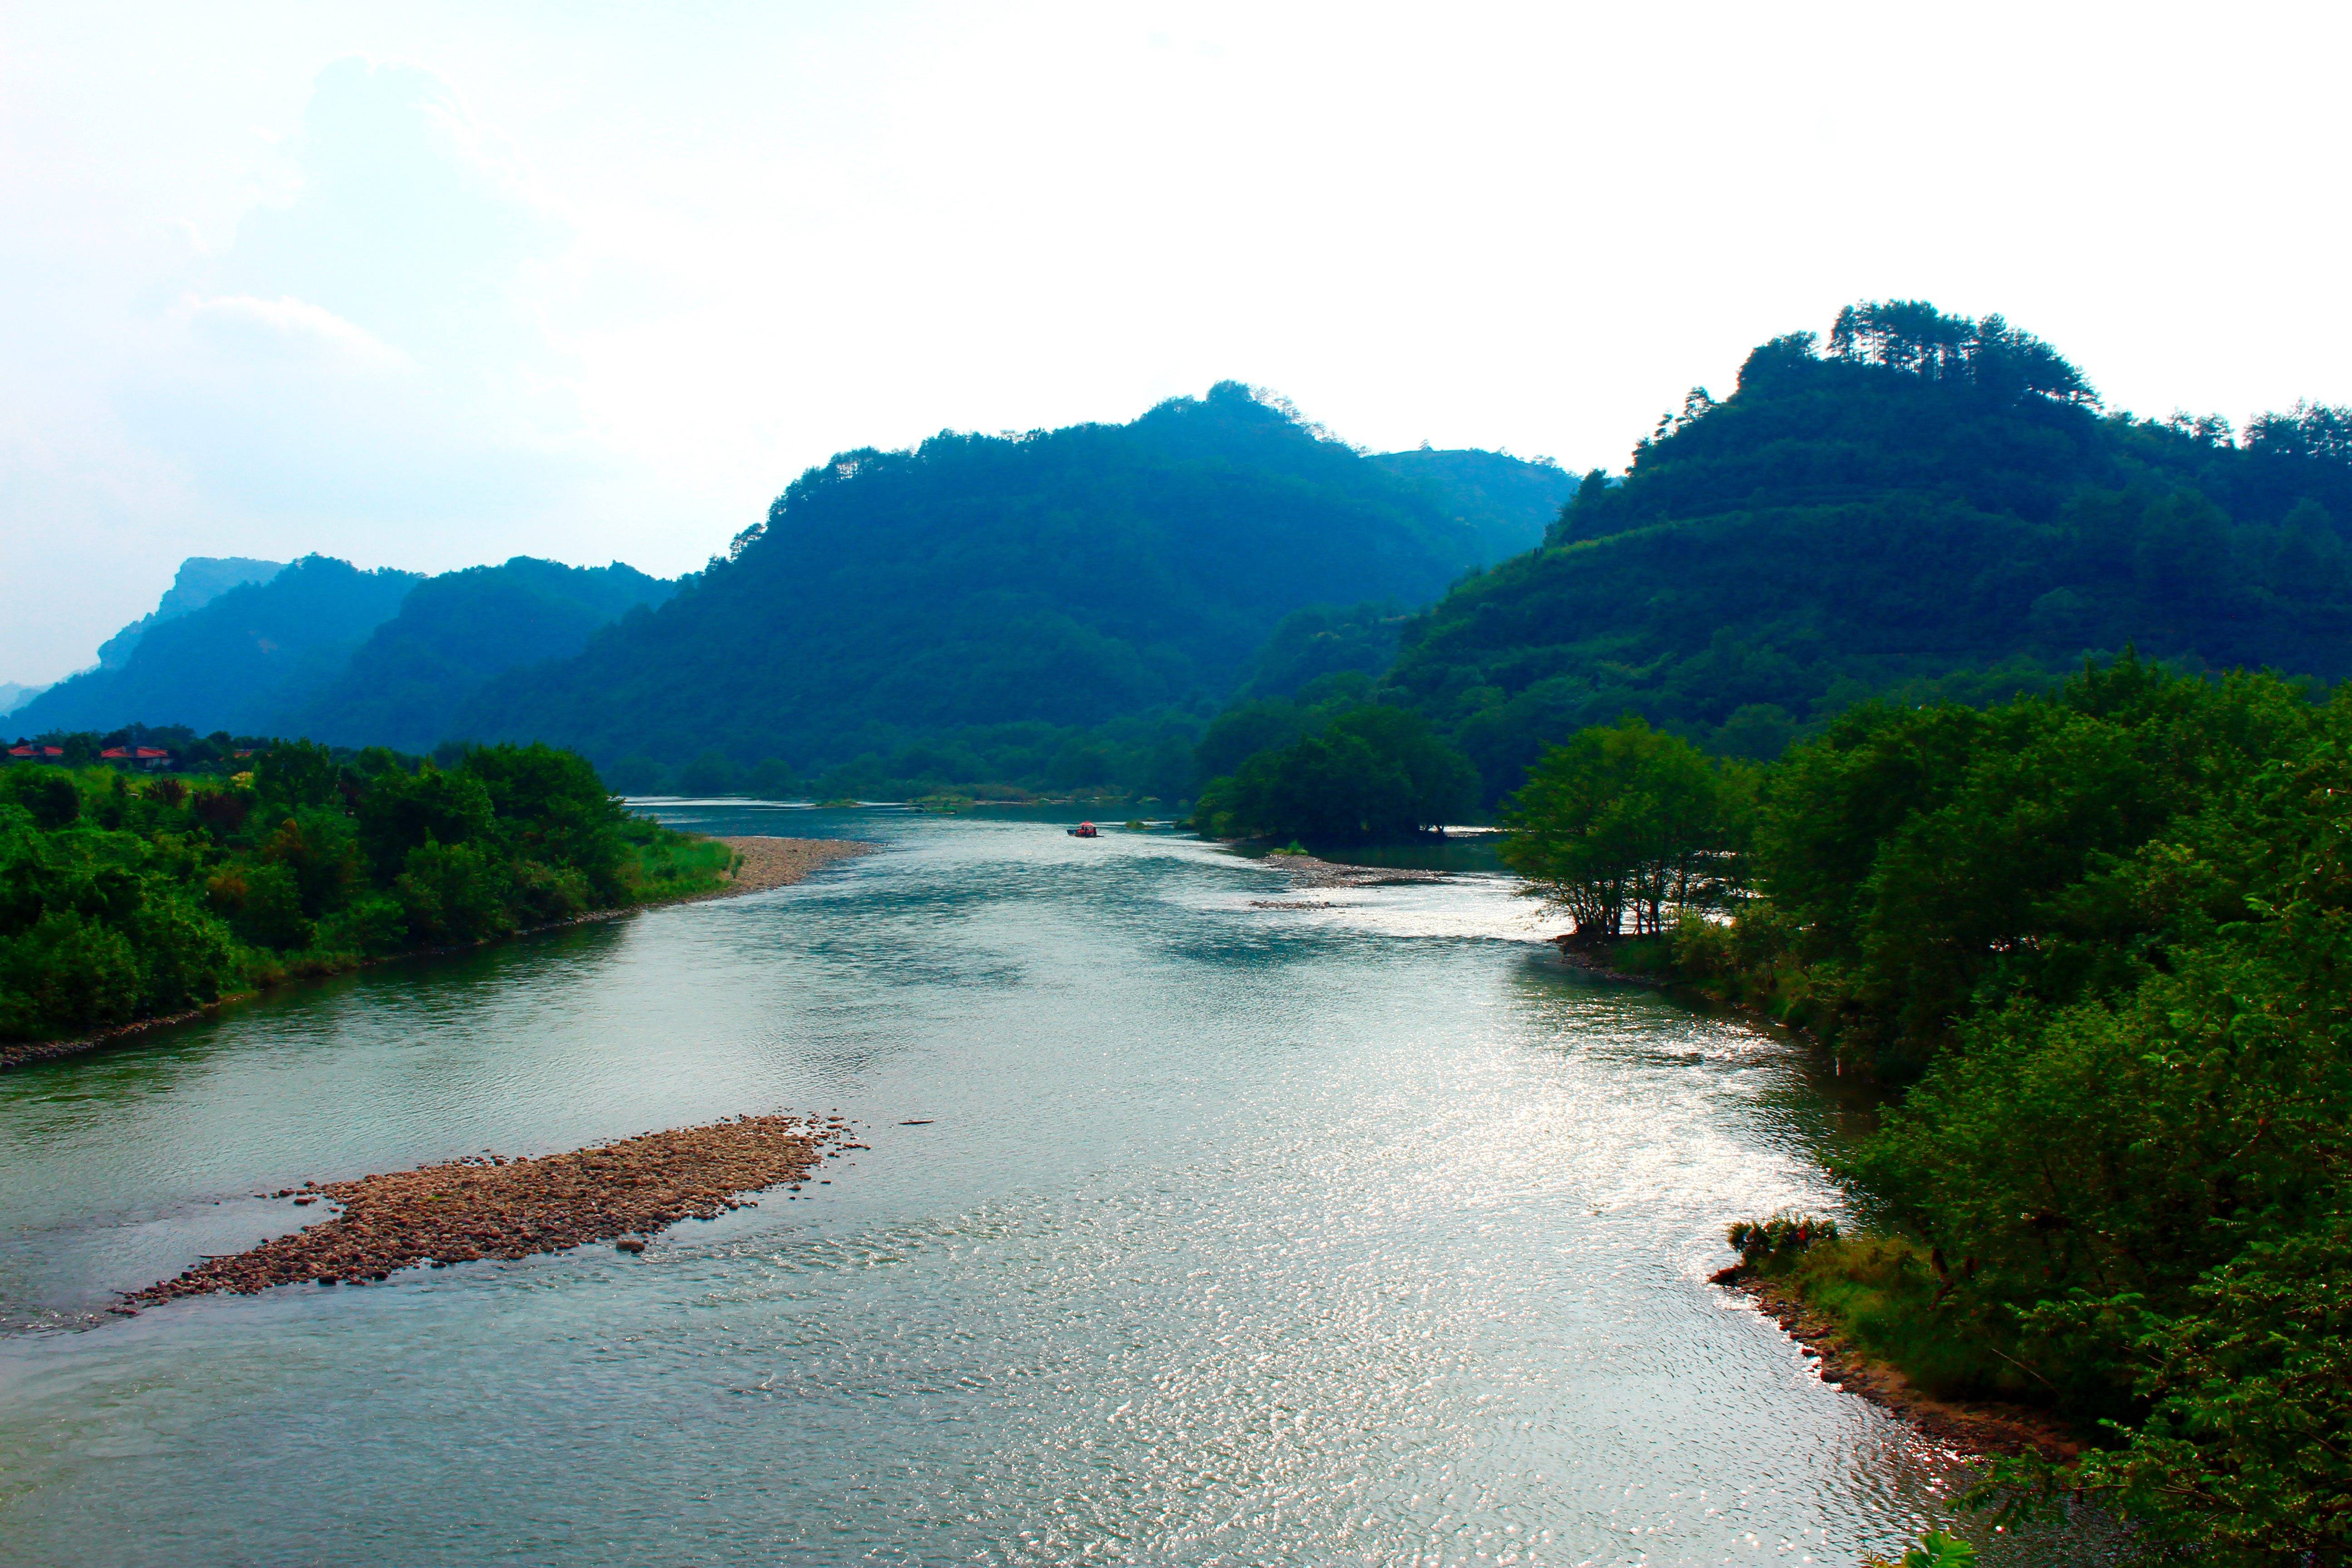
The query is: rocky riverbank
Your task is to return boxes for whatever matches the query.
[704,835,874,898]
[1268,852,1448,889]
[123,1113,867,1308]
[1715,1265,2078,1459]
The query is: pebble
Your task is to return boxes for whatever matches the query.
[125,1113,860,1309]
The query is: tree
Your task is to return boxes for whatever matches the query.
[1192,703,1478,842]
[1501,716,1745,937]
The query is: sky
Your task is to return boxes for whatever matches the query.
[3,2,2348,683]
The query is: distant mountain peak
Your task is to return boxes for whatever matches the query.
[95,556,286,670]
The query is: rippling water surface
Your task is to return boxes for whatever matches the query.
[1,810,2014,1564]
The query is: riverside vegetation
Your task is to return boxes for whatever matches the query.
[1503,661,2352,1563]
[0,741,732,1049]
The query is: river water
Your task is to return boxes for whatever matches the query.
[0,809,2008,1565]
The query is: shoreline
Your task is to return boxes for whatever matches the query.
[0,834,875,1072]
[1546,936,1670,987]
[122,1113,867,1309]
[1715,1266,2078,1460]
[1551,940,2063,1460]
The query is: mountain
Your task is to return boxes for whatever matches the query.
[1229,602,1411,703]
[14,556,423,737]
[280,559,676,753]
[94,557,286,670]
[1367,448,1578,564]
[0,682,48,717]
[13,556,678,752]
[457,382,1487,769]
[1382,301,2352,800]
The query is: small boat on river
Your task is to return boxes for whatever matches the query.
[1067,822,1099,838]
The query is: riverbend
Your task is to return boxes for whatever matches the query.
[2,808,2032,1565]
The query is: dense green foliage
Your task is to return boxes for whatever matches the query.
[457,384,1490,774]
[285,558,673,753]
[1191,680,1478,842]
[1365,446,1578,565]
[18,557,422,737]
[0,745,727,1045]
[1387,301,2352,802]
[1515,661,2352,1559]
[1226,602,1413,703]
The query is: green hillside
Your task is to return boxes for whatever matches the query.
[284,559,674,753]
[457,382,1488,771]
[1385,302,2352,800]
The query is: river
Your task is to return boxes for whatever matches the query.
[0,808,2009,1565]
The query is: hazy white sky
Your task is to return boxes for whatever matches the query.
[4,1,2347,681]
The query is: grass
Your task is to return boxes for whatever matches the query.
[1760,1234,2038,1404]
[623,835,736,902]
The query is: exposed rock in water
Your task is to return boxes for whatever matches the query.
[125,1113,858,1307]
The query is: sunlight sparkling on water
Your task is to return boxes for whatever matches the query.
[0,813,2019,1566]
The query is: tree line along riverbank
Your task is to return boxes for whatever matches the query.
[0,740,808,1056]
[1504,654,2352,1563]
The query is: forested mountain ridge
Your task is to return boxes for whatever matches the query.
[1384,302,2352,801]
[15,557,423,738]
[282,559,674,753]
[12,556,676,752]
[1367,446,1578,564]
[457,382,1490,770]
[94,557,285,670]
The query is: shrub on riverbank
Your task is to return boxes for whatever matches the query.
[0,743,730,1045]
[1512,659,2352,1560]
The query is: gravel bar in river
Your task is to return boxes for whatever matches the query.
[123,1112,866,1308]
[700,836,874,899]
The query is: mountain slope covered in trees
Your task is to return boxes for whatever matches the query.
[13,556,677,752]
[1366,447,1577,565]
[93,557,286,670]
[15,557,424,738]
[1384,302,2352,801]
[283,559,675,753]
[458,383,1489,769]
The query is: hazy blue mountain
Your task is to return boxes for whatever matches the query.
[0,681,50,717]
[281,558,676,752]
[1367,448,1579,564]
[94,557,286,669]
[457,382,1488,769]
[14,556,421,737]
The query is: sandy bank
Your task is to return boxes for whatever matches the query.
[125,1113,867,1308]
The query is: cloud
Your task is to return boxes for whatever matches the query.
[115,58,593,527]
[182,294,416,372]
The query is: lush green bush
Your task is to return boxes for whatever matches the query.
[0,742,729,1044]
